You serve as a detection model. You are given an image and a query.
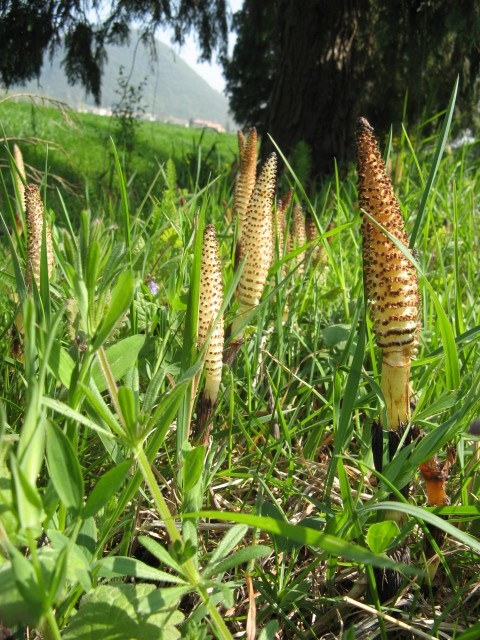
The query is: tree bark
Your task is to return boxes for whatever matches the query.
[263,0,370,177]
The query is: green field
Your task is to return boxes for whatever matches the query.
[0,95,479,639]
[0,98,238,217]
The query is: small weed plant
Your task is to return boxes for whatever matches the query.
[111,65,147,158]
[0,90,480,639]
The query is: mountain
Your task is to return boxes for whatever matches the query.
[7,36,233,129]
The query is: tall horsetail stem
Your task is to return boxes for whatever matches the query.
[232,152,277,339]
[356,117,420,431]
[233,127,257,257]
[356,116,422,601]
[25,183,54,292]
[195,224,224,442]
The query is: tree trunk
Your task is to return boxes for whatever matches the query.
[263,0,370,178]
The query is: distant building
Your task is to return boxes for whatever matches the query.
[79,106,113,117]
[164,116,189,127]
[191,118,226,133]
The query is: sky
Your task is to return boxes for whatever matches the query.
[156,0,243,95]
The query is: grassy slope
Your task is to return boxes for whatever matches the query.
[0,99,237,218]
[0,101,480,639]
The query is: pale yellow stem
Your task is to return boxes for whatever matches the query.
[381,350,411,430]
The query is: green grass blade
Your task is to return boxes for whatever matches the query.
[110,137,132,261]
[0,209,26,300]
[191,511,418,575]
[91,271,134,351]
[410,76,459,247]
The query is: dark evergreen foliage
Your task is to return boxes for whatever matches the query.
[2,0,480,177]
[223,0,480,177]
[0,0,228,103]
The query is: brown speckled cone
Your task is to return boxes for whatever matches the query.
[25,184,54,292]
[236,153,277,313]
[194,224,224,443]
[234,128,257,246]
[356,117,420,430]
[356,117,420,358]
[197,224,224,406]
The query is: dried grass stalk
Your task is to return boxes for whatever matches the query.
[13,143,25,234]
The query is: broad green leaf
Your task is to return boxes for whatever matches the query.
[202,544,271,579]
[0,450,17,539]
[143,365,167,413]
[146,364,201,436]
[6,543,44,613]
[366,521,400,554]
[80,382,125,440]
[359,502,480,554]
[111,139,132,258]
[96,556,186,584]
[0,560,43,627]
[47,530,93,593]
[182,445,205,492]
[10,454,44,532]
[83,460,133,519]
[63,583,184,640]
[48,342,76,388]
[208,524,249,566]
[72,274,89,328]
[138,536,184,575]
[42,397,116,440]
[17,398,45,486]
[134,585,193,615]
[101,365,202,545]
[91,334,145,392]
[258,620,279,640]
[77,516,98,560]
[86,240,101,294]
[45,544,68,608]
[321,323,351,348]
[46,422,84,513]
[412,390,458,422]
[118,386,137,441]
[91,271,134,351]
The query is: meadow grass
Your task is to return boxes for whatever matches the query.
[0,97,237,217]
[0,98,479,640]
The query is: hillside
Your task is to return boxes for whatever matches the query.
[4,36,233,130]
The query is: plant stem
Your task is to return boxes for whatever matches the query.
[43,609,63,640]
[135,446,182,544]
[135,446,234,640]
[97,346,125,431]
